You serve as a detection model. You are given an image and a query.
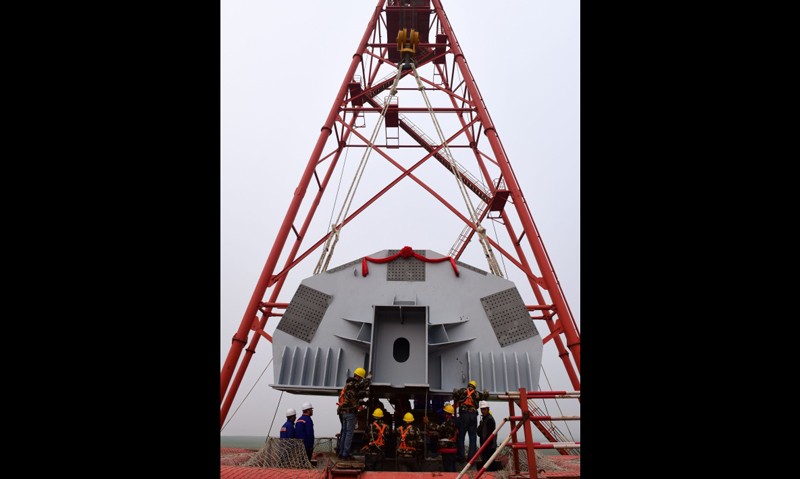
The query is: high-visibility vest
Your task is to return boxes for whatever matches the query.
[371,422,386,446]
[462,388,475,407]
[398,425,415,451]
[336,386,346,406]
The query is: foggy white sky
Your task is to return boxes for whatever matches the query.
[221,0,580,442]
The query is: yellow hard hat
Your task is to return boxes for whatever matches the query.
[373,408,384,418]
[443,404,455,414]
[468,380,477,388]
[403,412,415,423]
[355,367,366,378]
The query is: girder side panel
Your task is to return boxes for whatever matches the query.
[270,250,542,395]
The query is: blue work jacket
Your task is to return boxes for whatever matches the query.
[280,419,296,439]
[295,414,315,450]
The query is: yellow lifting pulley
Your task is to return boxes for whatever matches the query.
[397,28,419,71]
[397,28,419,57]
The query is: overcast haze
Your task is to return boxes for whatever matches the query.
[221,0,580,443]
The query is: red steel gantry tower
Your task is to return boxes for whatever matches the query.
[220,0,580,429]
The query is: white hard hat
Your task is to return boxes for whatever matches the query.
[286,408,297,417]
[302,402,313,410]
[479,401,489,409]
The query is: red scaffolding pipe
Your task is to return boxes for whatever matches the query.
[512,442,581,450]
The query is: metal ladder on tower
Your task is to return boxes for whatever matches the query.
[448,199,490,258]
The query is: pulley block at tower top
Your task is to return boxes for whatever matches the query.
[397,28,419,57]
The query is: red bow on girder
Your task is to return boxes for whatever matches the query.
[361,246,459,277]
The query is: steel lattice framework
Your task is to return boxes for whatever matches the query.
[221,0,580,429]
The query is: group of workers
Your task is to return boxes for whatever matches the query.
[276,368,499,472]
[278,401,315,461]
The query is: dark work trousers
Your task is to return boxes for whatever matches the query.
[442,452,457,472]
[457,411,478,460]
[338,413,356,457]
[481,446,498,471]
[425,434,438,457]
[397,455,419,472]
[365,452,384,471]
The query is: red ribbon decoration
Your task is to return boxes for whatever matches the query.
[362,246,460,277]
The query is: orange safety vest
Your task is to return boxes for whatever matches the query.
[398,425,415,451]
[371,422,387,446]
[336,386,346,406]
[463,388,475,407]
[362,422,387,451]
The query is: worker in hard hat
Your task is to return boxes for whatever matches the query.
[395,411,423,472]
[452,380,489,462]
[295,402,315,462]
[478,401,498,471]
[276,407,299,466]
[279,408,297,439]
[424,403,459,472]
[362,408,390,471]
[336,367,372,460]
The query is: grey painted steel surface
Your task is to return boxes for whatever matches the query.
[269,249,542,398]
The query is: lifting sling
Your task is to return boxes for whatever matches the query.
[314,67,405,274]
[316,28,503,277]
[408,61,503,276]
